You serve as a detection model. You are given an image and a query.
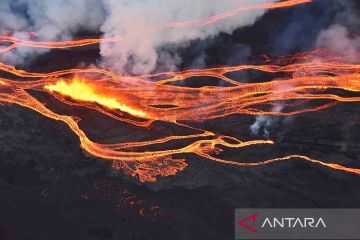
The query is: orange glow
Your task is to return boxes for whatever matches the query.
[166,0,312,28]
[1,1,360,182]
[45,79,147,118]
[1,48,359,182]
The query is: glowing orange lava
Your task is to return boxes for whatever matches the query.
[45,79,147,118]
[1,0,360,182]
[1,47,360,181]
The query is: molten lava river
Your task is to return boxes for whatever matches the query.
[0,0,360,182]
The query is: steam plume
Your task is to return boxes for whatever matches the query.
[99,0,277,74]
[0,0,105,64]
[0,0,277,73]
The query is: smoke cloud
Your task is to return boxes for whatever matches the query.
[316,24,360,63]
[1,0,105,65]
[315,1,359,63]
[99,0,276,74]
[251,0,360,138]
[0,0,277,73]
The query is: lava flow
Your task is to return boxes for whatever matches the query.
[1,0,360,182]
[1,47,360,181]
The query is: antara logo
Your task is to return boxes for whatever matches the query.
[261,217,327,228]
[237,214,326,233]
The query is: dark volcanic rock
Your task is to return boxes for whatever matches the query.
[1,98,360,240]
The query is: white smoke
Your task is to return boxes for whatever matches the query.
[1,0,105,65]
[251,115,272,138]
[251,1,360,138]
[0,0,277,72]
[99,0,276,74]
[250,79,296,137]
[0,1,27,31]
[250,105,283,138]
[316,24,360,63]
[315,0,359,63]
